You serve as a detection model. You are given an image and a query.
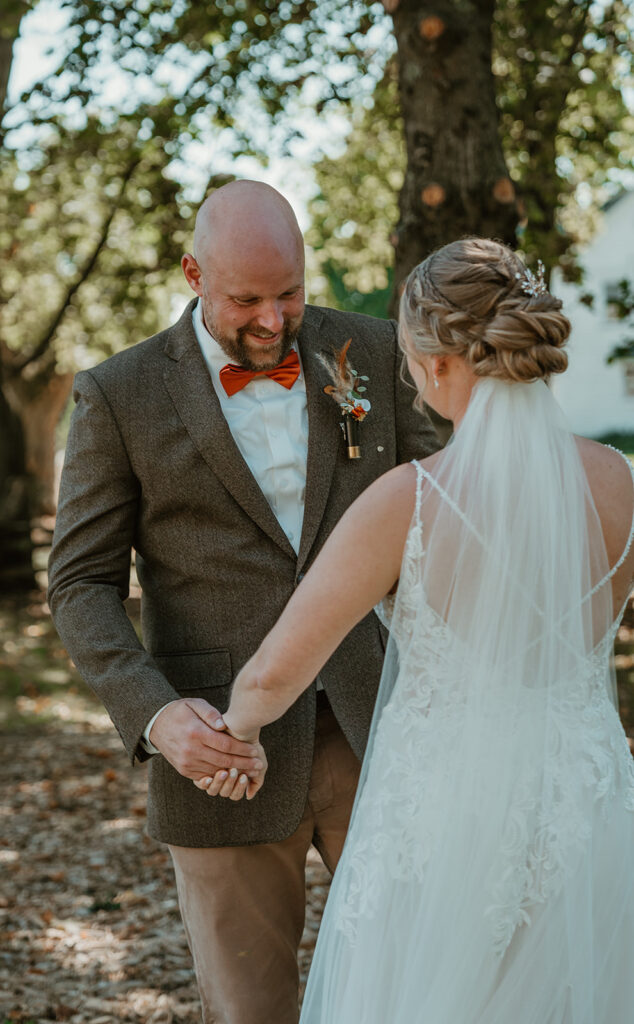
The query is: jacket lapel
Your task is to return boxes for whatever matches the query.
[162,302,296,558]
[297,309,342,573]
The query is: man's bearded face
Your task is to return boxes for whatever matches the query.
[198,252,305,371]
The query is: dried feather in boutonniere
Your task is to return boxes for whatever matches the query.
[319,339,371,459]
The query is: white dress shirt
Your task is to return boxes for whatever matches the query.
[192,299,308,551]
[142,300,311,751]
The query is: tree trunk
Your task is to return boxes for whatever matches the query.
[5,367,73,515]
[0,3,38,592]
[0,379,36,592]
[388,0,520,305]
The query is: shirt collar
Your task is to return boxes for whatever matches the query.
[192,298,233,374]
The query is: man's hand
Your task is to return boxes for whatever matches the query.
[149,698,263,782]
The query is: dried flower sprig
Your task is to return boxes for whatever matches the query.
[319,339,371,420]
[319,339,371,459]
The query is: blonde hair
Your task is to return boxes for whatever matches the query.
[399,238,570,384]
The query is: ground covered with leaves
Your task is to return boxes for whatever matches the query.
[0,596,330,1024]
[1,594,633,1023]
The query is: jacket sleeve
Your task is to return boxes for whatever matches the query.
[48,370,179,763]
[390,320,444,463]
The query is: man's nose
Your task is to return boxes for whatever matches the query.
[257,302,284,333]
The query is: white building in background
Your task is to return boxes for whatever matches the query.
[551,190,634,438]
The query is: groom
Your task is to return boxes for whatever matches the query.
[48,180,439,1023]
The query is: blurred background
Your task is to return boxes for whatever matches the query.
[0,1,633,1021]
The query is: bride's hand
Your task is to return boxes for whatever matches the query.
[193,743,268,801]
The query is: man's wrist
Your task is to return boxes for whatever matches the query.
[141,700,179,754]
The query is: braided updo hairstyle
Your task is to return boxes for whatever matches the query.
[399,238,570,384]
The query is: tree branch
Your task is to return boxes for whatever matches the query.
[0,1,30,118]
[6,157,141,376]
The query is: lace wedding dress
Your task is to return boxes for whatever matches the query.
[300,378,634,1024]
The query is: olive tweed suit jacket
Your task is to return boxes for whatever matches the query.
[48,300,439,847]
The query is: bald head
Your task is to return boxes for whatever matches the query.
[193,180,304,271]
[182,180,306,372]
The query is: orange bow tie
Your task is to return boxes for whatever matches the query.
[219,349,301,397]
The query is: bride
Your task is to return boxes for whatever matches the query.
[197,238,634,1022]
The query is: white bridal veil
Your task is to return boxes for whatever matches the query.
[301,378,634,1024]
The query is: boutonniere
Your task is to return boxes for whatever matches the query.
[318,339,371,460]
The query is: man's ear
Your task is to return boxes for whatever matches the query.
[182,253,203,296]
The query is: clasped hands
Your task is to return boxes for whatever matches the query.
[149,697,267,801]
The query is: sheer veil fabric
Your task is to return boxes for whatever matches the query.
[300,378,634,1024]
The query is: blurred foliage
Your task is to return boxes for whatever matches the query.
[594,432,634,457]
[3,0,632,366]
[307,63,402,313]
[604,279,634,364]
[0,113,188,376]
[495,0,634,280]
[308,0,634,306]
[326,261,395,319]
[23,1,388,136]
[0,0,393,393]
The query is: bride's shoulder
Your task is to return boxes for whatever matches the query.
[345,463,418,558]
[355,463,419,529]
[371,461,419,501]
[575,436,634,495]
[376,451,444,507]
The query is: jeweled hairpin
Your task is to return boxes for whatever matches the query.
[515,260,547,298]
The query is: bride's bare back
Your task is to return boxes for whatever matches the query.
[577,438,634,613]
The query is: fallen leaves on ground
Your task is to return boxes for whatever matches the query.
[0,597,330,1024]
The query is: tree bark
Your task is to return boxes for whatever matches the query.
[5,366,73,515]
[0,2,38,591]
[0,373,36,592]
[389,0,519,305]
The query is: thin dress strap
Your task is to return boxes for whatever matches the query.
[410,459,482,540]
[411,459,426,529]
[407,456,594,662]
[412,448,634,601]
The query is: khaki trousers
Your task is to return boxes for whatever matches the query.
[168,702,361,1024]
